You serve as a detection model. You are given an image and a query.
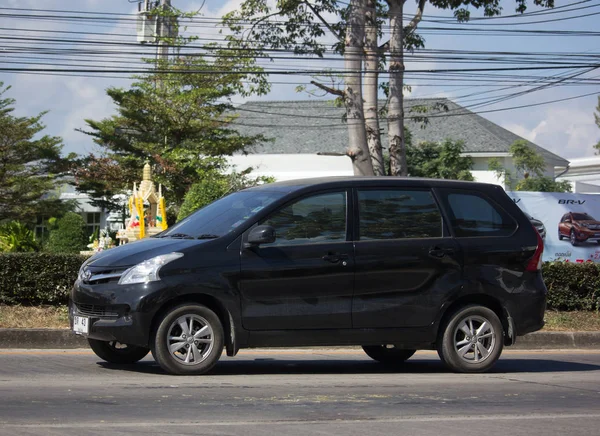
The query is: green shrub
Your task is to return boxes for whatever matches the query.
[177,173,229,222]
[0,222,39,252]
[177,171,274,222]
[47,212,87,253]
[0,253,87,305]
[542,262,600,311]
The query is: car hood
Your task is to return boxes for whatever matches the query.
[85,237,206,268]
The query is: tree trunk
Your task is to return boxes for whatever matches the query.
[364,0,385,176]
[344,0,374,176]
[387,0,407,176]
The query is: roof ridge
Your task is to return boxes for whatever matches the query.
[237,97,451,106]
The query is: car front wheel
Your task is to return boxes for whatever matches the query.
[152,304,224,375]
[88,339,150,364]
[362,345,416,364]
[570,229,579,246]
[437,305,503,373]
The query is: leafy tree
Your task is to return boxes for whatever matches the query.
[0,83,71,223]
[73,6,268,216]
[406,139,474,181]
[224,0,553,176]
[0,222,39,252]
[511,139,546,179]
[47,212,87,253]
[516,176,571,193]
[178,169,274,221]
[488,140,570,192]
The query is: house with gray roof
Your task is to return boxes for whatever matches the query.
[228,98,569,186]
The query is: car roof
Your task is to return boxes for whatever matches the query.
[245,176,502,194]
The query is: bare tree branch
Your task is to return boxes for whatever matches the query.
[303,1,343,41]
[378,0,426,53]
[310,80,345,97]
[405,0,426,36]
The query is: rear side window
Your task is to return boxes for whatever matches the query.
[357,189,443,240]
[444,192,516,237]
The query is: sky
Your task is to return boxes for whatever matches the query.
[1,0,599,161]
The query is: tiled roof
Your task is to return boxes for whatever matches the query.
[232,98,569,166]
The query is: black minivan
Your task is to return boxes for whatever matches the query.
[71,177,546,375]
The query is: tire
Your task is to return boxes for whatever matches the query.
[88,339,150,364]
[570,229,579,246]
[362,345,416,364]
[437,305,504,373]
[558,231,563,241]
[152,304,224,375]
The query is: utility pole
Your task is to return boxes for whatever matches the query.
[157,0,171,63]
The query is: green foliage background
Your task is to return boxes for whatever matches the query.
[47,212,88,254]
[0,253,88,305]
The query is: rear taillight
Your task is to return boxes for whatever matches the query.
[526,226,544,272]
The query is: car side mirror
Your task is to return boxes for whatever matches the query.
[244,225,276,248]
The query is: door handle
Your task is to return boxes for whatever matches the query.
[322,253,349,263]
[429,247,454,258]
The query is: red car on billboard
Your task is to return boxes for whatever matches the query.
[558,212,600,245]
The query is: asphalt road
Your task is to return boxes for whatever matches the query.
[0,348,599,436]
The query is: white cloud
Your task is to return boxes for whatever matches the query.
[500,104,599,160]
[502,123,536,142]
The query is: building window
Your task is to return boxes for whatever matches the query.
[35,216,49,242]
[85,212,101,238]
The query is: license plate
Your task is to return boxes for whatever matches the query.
[73,316,89,334]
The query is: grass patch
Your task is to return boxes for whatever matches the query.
[0,305,69,329]
[0,306,599,331]
[543,311,600,332]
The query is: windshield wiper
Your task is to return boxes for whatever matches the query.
[197,234,220,240]
[162,233,194,239]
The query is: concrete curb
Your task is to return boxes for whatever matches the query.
[0,329,88,349]
[0,329,599,350]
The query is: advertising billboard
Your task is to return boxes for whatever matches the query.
[507,191,600,263]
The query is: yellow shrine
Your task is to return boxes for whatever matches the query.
[117,161,168,244]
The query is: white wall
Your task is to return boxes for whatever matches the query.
[227,154,354,181]
[228,153,505,187]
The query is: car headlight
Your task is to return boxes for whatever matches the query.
[118,253,184,285]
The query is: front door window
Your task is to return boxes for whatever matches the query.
[261,191,347,246]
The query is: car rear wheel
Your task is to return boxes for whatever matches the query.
[570,229,579,246]
[152,304,224,375]
[362,345,416,364]
[437,305,503,373]
[88,339,150,364]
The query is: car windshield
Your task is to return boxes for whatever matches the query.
[572,213,595,221]
[158,190,285,239]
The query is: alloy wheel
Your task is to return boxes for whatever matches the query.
[452,315,496,364]
[166,314,214,366]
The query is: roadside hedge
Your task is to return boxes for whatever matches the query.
[543,262,600,311]
[0,253,599,310]
[0,253,88,305]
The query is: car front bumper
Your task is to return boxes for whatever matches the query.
[70,279,169,348]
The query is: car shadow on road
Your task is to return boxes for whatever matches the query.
[96,355,600,376]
